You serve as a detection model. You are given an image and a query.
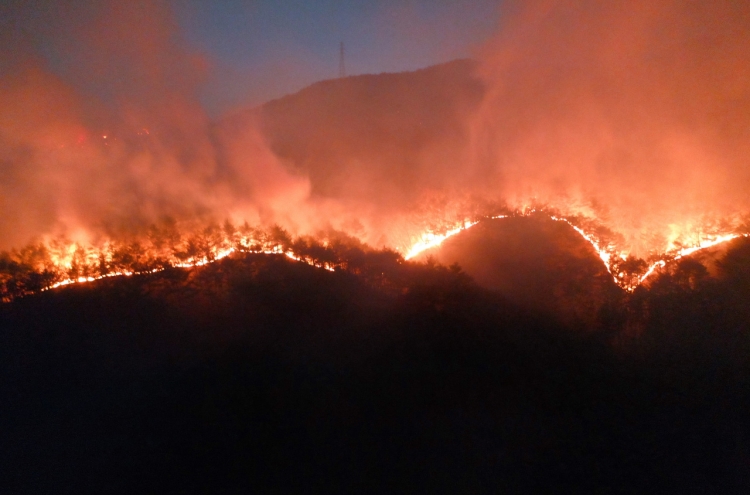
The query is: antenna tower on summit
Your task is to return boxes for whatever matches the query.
[339,42,346,78]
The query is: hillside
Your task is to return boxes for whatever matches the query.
[222,59,485,211]
[3,238,750,492]
[3,58,750,492]
[417,215,620,327]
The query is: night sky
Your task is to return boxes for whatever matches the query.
[177,0,500,112]
[1,0,500,115]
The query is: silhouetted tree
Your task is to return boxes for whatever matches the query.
[269,225,292,252]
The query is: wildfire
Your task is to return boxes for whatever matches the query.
[404,221,478,260]
[2,208,748,302]
[41,244,334,293]
[549,215,621,283]
[404,215,508,260]
[636,233,749,286]
[283,251,336,272]
[402,211,622,280]
[400,209,749,292]
[0,223,354,302]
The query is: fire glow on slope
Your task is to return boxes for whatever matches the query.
[405,222,479,260]
[636,233,749,286]
[404,216,506,260]
[5,210,748,300]
[404,212,620,270]
[549,215,621,283]
[402,212,748,291]
[42,242,334,293]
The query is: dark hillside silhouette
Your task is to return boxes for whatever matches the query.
[3,238,750,493]
[418,215,620,328]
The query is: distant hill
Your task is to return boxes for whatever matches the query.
[224,59,485,210]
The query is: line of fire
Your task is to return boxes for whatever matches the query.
[2,205,748,302]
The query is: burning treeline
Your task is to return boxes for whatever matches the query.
[2,206,748,302]
[468,0,750,247]
[0,220,411,302]
[1,0,749,300]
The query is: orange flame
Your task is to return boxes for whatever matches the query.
[401,209,748,292]
[4,206,748,301]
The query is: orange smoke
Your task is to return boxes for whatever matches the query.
[468,0,750,257]
[1,0,749,288]
[0,1,323,252]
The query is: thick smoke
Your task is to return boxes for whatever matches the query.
[0,0,312,250]
[469,0,750,254]
[1,0,749,258]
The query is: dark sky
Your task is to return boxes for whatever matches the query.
[1,0,500,115]
[176,0,500,112]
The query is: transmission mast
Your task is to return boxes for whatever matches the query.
[339,41,346,78]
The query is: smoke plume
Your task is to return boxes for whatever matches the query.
[0,0,313,250]
[1,0,749,260]
[469,0,750,254]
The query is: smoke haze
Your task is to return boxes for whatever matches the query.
[469,0,750,254]
[0,0,315,249]
[1,0,749,258]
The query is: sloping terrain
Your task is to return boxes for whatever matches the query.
[418,215,620,327]
[221,59,484,211]
[3,243,750,493]
[3,59,750,492]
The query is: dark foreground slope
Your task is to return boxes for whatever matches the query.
[2,246,750,494]
[417,215,620,327]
